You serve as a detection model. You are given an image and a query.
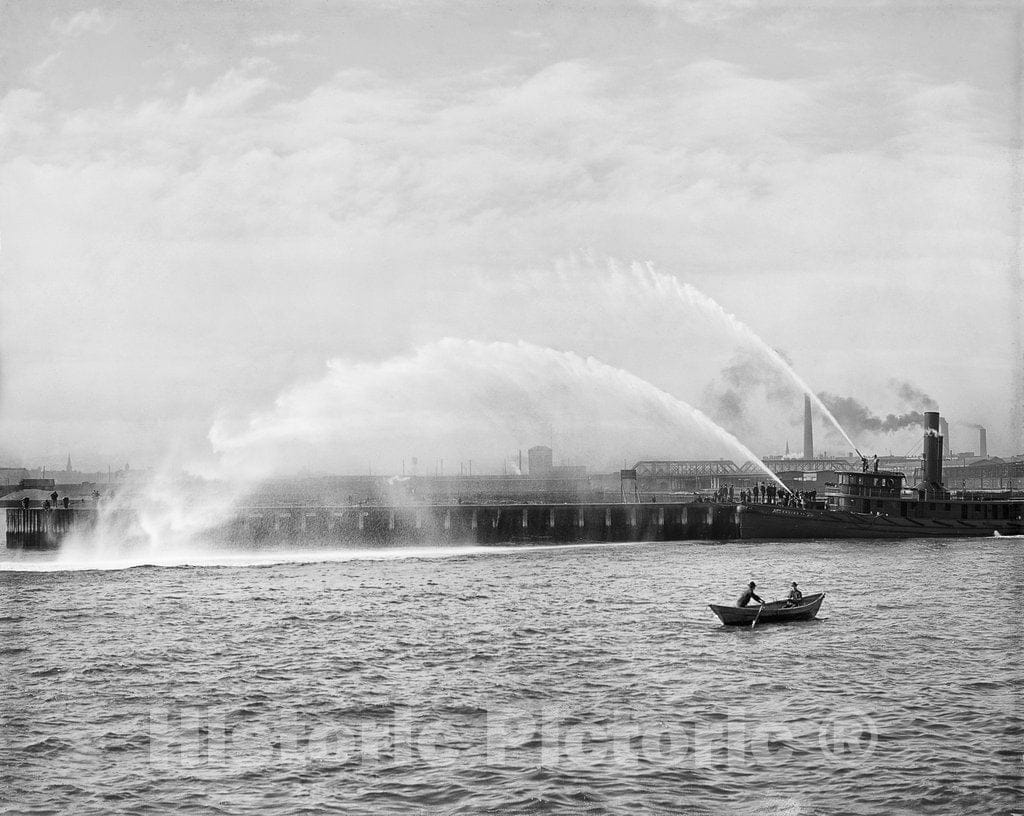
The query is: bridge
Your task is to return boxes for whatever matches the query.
[634,460,742,477]
[756,458,851,474]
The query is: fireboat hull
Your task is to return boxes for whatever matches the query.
[737,503,1023,540]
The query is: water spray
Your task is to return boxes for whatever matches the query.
[626,261,863,458]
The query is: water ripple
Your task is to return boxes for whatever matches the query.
[2,538,1021,814]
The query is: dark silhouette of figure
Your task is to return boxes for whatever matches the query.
[786,582,803,606]
[737,581,764,608]
[62,496,70,509]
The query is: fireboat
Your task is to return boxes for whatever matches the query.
[735,411,1023,539]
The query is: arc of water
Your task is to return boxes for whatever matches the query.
[211,337,793,494]
[638,375,792,494]
[632,262,863,457]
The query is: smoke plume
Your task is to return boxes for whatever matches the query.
[816,393,927,434]
[702,349,801,432]
[888,379,938,410]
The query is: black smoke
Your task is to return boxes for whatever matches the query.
[817,393,927,434]
[888,379,938,410]
[703,349,800,429]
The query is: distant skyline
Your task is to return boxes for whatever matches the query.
[1,1,1021,474]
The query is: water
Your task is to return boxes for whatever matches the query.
[627,262,863,456]
[2,538,1021,815]
[207,337,789,490]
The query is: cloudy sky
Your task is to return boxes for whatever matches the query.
[1,0,1020,474]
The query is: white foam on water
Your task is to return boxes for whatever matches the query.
[0,539,643,572]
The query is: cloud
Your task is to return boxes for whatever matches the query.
[0,32,1016,465]
[249,32,307,48]
[51,8,115,38]
[28,51,63,80]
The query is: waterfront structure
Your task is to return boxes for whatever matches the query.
[6,412,1023,550]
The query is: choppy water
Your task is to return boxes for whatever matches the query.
[2,538,1022,815]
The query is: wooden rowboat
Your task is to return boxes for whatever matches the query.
[709,592,825,626]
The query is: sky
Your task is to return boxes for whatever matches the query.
[1,0,1021,475]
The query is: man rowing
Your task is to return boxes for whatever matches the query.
[736,581,764,608]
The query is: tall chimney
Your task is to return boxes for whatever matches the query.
[803,395,814,459]
[939,417,949,457]
[979,427,987,458]
[919,411,943,493]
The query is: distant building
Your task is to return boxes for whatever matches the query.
[0,467,29,487]
[527,446,553,477]
[17,478,56,490]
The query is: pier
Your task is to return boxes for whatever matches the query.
[4,507,93,549]
[5,502,742,550]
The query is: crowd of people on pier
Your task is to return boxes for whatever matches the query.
[703,484,818,508]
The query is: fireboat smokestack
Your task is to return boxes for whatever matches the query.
[803,394,813,459]
[919,411,943,495]
[978,427,987,458]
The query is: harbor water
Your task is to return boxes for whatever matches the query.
[2,537,1022,815]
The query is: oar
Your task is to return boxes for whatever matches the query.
[751,602,766,630]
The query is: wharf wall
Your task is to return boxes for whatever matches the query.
[5,502,740,550]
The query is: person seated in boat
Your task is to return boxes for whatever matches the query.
[737,581,764,607]
[786,582,803,606]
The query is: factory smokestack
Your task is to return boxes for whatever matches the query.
[979,427,987,458]
[803,394,813,459]
[939,417,949,457]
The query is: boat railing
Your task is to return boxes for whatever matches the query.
[825,486,901,500]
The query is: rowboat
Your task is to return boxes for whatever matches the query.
[709,592,825,626]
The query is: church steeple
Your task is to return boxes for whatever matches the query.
[66,453,72,472]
